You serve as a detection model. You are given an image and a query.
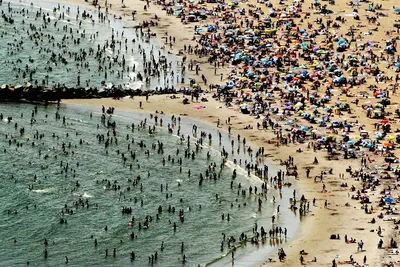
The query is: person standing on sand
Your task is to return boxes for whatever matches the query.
[358,241,362,251]
[358,240,364,251]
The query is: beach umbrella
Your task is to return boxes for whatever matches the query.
[382,119,389,124]
[207,25,216,32]
[364,142,373,148]
[294,102,303,108]
[299,70,308,75]
[385,197,395,204]
[384,143,393,147]
[332,121,340,127]
[313,46,320,52]
[387,136,396,141]
[347,140,354,145]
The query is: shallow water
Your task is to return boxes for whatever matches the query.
[0,103,300,266]
[0,0,181,89]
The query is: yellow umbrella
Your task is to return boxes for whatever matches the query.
[387,136,396,141]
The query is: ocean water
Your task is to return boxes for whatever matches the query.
[0,103,299,266]
[0,1,181,89]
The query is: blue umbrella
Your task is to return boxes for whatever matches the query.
[299,70,308,75]
[385,197,395,204]
[207,25,216,32]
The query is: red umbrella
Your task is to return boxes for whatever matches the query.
[381,119,389,124]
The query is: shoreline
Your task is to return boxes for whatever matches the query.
[62,96,330,266]
[64,100,302,267]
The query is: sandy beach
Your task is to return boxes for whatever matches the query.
[9,0,400,265]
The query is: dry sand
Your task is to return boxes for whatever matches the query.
[41,0,400,265]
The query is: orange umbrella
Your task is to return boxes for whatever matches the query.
[383,143,393,147]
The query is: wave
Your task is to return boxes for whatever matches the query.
[30,188,54,193]
[73,192,93,198]
[66,117,89,123]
